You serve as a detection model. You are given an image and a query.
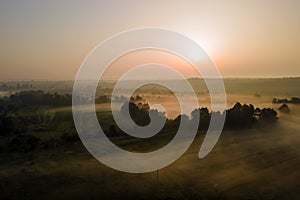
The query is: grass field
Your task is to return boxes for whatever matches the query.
[1,78,300,199]
[1,105,300,200]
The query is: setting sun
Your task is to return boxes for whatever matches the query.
[1,1,300,200]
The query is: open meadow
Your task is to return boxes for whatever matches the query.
[0,78,300,199]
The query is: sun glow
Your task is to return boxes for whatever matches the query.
[101,49,200,80]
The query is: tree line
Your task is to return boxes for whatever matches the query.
[106,101,278,137]
[9,90,72,107]
[0,93,278,153]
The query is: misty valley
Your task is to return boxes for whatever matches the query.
[0,78,300,199]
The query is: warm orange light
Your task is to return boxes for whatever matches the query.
[102,49,200,80]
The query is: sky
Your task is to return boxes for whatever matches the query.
[0,0,299,80]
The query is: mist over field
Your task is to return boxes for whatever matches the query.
[0,78,300,199]
[1,0,300,199]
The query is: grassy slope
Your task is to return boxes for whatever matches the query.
[1,119,300,200]
[1,96,300,200]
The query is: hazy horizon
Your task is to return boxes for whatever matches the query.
[1,76,300,82]
[1,2,300,200]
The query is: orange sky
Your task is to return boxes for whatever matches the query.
[0,0,299,80]
[102,50,199,80]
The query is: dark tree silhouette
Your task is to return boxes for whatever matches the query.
[259,108,278,122]
[191,107,211,131]
[120,101,151,126]
[118,101,278,133]
[225,103,256,129]
[279,104,290,113]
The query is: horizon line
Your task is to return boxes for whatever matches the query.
[1,76,300,82]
